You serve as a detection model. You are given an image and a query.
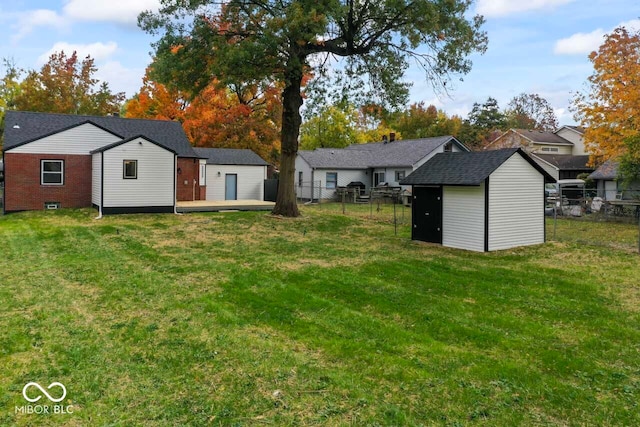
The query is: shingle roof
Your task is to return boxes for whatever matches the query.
[400,148,554,185]
[589,159,619,180]
[514,129,574,145]
[298,136,463,169]
[559,125,585,134]
[533,154,593,170]
[3,111,199,158]
[193,148,268,166]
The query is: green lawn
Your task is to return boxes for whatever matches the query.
[0,207,639,426]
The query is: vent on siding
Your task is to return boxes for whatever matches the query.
[45,202,61,210]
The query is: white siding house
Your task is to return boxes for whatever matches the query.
[555,126,587,155]
[92,153,101,206]
[193,148,268,201]
[402,148,554,252]
[205,165,267,200]
[296,136,468,201]
[92,136,176,214]
[7,122,122,155]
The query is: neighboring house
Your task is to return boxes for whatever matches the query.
[589,160,640,200]
[295,136,468,200]
[0,159,4,183]
[532,154,592,181]
[2,111,204,214]
[489,128,576,154]
[401,148,555,252]
[488,127,593,181]
[554,125,588,154]
[193,148,268,201]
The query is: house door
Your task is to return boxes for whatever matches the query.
[412,186,442,243]
[225,174,237,200]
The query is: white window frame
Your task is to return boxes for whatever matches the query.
[41,160,64,186]
[326,172,337,189]
[123,160,138,179]
[541,147,559,152]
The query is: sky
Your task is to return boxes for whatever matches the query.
[1,0,640,125]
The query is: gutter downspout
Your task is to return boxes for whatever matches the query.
[174,155,182,215]
[95,152,104,220]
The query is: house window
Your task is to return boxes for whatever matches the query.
[326,172,337,189]
[298,171,303,187]
[541,147,559,152]
[395,171,405,182]
[374,172,386,186]
[444,142,453,152]
[123,160,138,179]
[41,160,64,185]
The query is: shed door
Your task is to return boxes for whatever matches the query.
[412,186,442,243]
[225,174,237,200]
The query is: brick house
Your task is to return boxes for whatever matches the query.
[2,111,206,214]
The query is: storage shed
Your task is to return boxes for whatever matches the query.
[400,148,555,252]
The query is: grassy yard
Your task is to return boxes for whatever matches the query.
[0,206,639,426]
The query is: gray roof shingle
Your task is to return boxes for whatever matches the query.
[589,159,619,180]
[533,154,593,170]
[400,148,555,185]
[3,110,199,158]
[193,148,268,166]
[514,129,574,145]
[298,136,462,169]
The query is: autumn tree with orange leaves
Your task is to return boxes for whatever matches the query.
[573,26,640,165]
[125,69,281,164]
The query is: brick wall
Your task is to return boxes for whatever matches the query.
[177,157,203,201]
[4,153,92,212]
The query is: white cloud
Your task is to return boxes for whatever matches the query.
[95,61,145,97]
[37,42,119,64]
[63,0,161,26]
[476,0,574,17]
[554,19,640,55]
[11,9,68,43]
[554,29,605,55]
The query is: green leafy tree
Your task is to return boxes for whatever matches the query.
[300,105,361,150]
[0,59,24,147]
[458,97,506,149]
[505,93,558,131]
[389,102,462,139]
[139,0,487,216]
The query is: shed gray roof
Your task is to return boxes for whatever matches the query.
[298,136,463,169]
[400,148,555,186]
[3,110,199,158]
[193,148,268,166]
[589,159,619,180]
[533,154,593,170]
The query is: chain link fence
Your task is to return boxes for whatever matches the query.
[302,186,640,252]
[299,186,412,233]
[546,191,640,253]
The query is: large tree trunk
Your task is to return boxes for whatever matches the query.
[272,59,304,217]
